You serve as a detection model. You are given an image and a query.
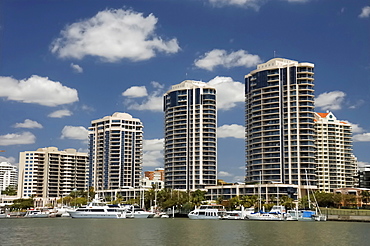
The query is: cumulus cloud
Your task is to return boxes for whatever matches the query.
[218,124,244,138]
[0,132,36,146]
[359,6,370,18]
[353,133,370,142]
[0,156,16,164]
[349,123,365,134]
[48,109,73,118]
[207,76,244,110]
[315,91,346,111]
[143,138,164,167]
[123,77,245,112]
[13,119,43,129]
[218,171,233,177]
[194,49,262,71]
[122,86,148,98]
[71,63,83,73]
[61,126,88,140]
[0,75,78,106]
[123,81,164,112]
[209,0,308,9]
[51,8,180,62]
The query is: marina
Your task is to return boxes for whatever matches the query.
[0,217,369,246]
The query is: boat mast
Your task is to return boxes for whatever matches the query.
[305,169,311,209]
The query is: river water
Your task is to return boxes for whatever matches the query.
[0,218,369,246]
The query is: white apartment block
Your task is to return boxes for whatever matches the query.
[314,112,357,192]
[89,112,143,191]
[245,58,316,198]
[164,80,217,191]
[18,147,88,200]
[0,162,18,191]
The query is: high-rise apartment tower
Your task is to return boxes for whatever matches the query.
[245,58,316,195]
[89,112,143,191]
[164,80,217,190]
[315,112,357,192]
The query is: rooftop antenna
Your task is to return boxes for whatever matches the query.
[273,51,276,58]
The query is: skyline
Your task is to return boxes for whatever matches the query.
[1,0,369,183]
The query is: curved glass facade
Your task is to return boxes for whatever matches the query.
[245,58,316,190]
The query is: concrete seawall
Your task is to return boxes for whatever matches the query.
[328,215,370,222]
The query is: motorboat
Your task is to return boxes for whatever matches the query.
[286,209,327,221]
[188,205,226,220]
[126,206,155,218]
[221,207,255,220]
[67,199,129,219]
[24,209,52,218]
[246,205,286,221]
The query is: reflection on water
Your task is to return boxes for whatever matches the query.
[1,218,369,246]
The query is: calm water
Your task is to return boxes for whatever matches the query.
[0,218,369,246]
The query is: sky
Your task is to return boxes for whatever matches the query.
[0,0,369,183]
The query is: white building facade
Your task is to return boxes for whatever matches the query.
[245,58,316,197]
[164,80,217,190]
[17,147,88,203]
[89,112,143,191]
[314,112,357,192]
[0,162,18,191]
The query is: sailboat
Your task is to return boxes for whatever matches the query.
[246,172,287,221]
[287,170,327,221]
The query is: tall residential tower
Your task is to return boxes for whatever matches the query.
[245,58,316,196]
[164,80,217,190]
[89,112,143,191]
[315,111,357,192]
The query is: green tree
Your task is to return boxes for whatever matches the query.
[190,190,206,206]
[2,185,17,196]
[11,198,34,210]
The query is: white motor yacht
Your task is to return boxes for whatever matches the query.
[246,205,287,221]
[188,205,226,220]
[126,206,155,218]
[67,199,129,219]
[24,209,52,218]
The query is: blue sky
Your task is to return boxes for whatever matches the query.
[0,0,369,183]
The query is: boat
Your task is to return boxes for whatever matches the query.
[67,199,130,219]
[188,205,226,220]
[221,206,255,220]
[126,206,155,218]
[246,205,287,221]
[24,209,52,218]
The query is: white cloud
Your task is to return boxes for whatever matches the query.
[358,161,370,168]
[353,133,370,142]
[0,75,78,106]
[51,8,180,62]
[71,63,83,73]
[359,6,370,18]
[207,76,244,110]
[348,123,365,134]
[143,138,164,167]
[209,0,308,9]
[194,49,262,71]
[122,86,148,98]
[218,171,233,177]
[0,156,16,164]
[13,119,43,129]
[123,82,164,112]
[48,109,73,118]
[315,91,346,111]
[61,126,88,140]
[218,124,244,139]
[0,132,36,146]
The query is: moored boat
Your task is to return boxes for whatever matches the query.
[67,199,129,219]
[246,205,286,221]
[188,205,226,220]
